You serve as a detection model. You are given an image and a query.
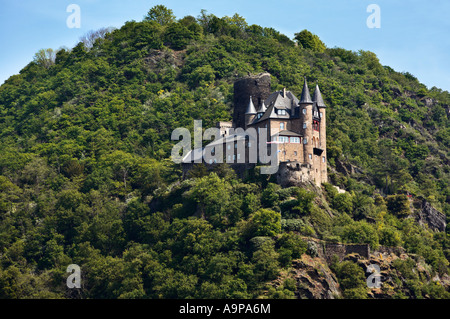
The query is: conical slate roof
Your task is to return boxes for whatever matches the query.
[245,96,257,114]
[258,100,267,113]
[299,78,313,104]
[312,84,326,108]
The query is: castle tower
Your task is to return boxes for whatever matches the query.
[312,84,327,185]
[313,85,328,185]
[298,78,314,165]
[233,73,271,129]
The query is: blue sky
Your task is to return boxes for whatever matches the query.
[1,0,449,91]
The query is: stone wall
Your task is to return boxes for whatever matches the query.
[323,243,370,262]
[373,246,405,257]
[302,237,371,263]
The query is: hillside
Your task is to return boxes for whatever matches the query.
[0,6,449,299]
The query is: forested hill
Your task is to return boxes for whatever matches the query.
[0,6,449,299]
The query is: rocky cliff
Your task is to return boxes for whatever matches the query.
[268,241,450,299]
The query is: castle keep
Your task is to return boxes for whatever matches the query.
[183,73,328,187]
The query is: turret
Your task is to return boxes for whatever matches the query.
[245,96,257,128]
[299,78,314,164]
[312,84,327,184]
[299,78,313,105]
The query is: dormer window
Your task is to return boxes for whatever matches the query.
[277,109,287,115]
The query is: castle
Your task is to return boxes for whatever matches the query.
[182,73,328,187]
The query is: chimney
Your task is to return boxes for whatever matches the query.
[283,87,286,97]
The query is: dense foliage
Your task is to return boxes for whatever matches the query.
[0,6,449,299]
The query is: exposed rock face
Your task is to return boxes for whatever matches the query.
[270,240,450,299]
[415,200,447,232]
[335,158,364,176]
[289,255,341,299]
[276,161,313,188]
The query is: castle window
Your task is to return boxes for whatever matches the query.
[278,136,289,143]
[294,151,297,156]
[280,122,285,130]
[313,121,319,131]
[322,156,326,163]
[303,138,308,144]
[237,154,241,160]
[290,137,300,143]
[302,109,306,115]
[320,112,323,118]
[309,154,312,160]
[278,109,286,115]
[209,159,213,164]
[303,123,307,129]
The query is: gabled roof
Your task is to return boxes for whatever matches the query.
[312,84,326,108]
[264,90,298,110]
[251,90,299,124]
[257,103,278,122]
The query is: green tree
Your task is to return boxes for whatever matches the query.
[332,192,354,214]
[386,194,411,218]
[186,172,231,220]
[144,5,176,25]
[292,188,315,215]
[248,208,281,237]
[294,30,326,52]
[33,48,56,69]
[332,260,368,299]
[252,240,280,282]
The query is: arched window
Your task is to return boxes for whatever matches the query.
[280,122,285,130]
